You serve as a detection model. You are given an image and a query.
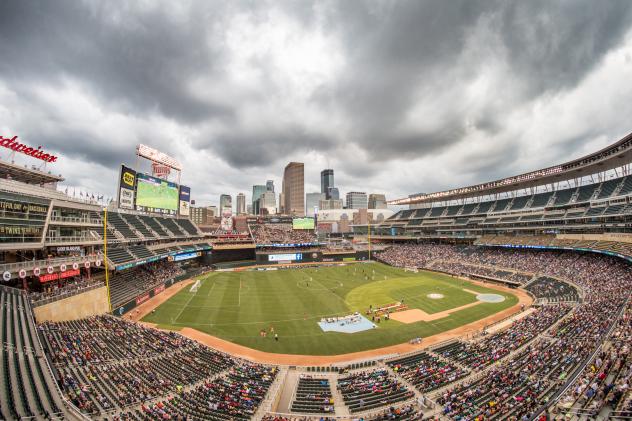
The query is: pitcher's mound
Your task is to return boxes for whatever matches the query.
[427,293,444,299]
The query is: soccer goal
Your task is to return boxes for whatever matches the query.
[404,267,418,273]
[189,280,201,293]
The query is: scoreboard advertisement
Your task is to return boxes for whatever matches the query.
[268,253,303,262]
[117,164,192,216]
[118,165,136,210]
[179,185,191,216]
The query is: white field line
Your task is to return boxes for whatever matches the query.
[173,280,204,323]
[238,277,242,307]
[206,281,217,297]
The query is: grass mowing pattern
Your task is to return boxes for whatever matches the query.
[142,263,518,355]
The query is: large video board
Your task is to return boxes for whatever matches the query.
[135,173,179,213]
[292,217,315,230]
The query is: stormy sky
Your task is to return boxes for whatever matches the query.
[1,0,632,208]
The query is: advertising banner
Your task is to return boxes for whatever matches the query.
[118,165,137,210]
[179,185,191,216]
[268,253,303,262]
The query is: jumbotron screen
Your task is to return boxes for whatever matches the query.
[292,217,315,230]
[135,173,179,211]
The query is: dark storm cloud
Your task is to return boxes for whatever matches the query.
[0,0,233,124]
[324,0,632,161]
[1,0,631,201]
[207,128,337,168]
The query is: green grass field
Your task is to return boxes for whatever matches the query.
[142,263,517,355]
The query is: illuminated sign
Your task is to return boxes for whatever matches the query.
[137,144,182,171]
[268,253,303,262]
[122,171,135,187]
[171,252,201,262]
[179,185,191,216]
[118,165,137,210]
[0,136,58,163]
[37,269,81,283]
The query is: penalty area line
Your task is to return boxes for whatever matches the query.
[172,283,200,324]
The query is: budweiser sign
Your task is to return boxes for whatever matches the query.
[0,136,58,163]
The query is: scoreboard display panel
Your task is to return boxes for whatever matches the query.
[292,217,315,230]
[135,173,179,213]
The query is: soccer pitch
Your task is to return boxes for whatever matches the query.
[142,263,518,355]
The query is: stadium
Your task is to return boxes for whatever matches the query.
[0,129,630,421]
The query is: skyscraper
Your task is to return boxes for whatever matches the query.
[282,162,305,216]
[252,185,266,215]
[266,180,275,192]
[260,191,276,214]
[219,194,232,215]
[327,187,340,200]
[236,193,246,214]
[306,192,325,216]
[346,191,368,209]
[278,193,285,214]
[321,169,334,198]
[368,193,387,209]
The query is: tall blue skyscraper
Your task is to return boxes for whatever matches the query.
[321,169,334,199]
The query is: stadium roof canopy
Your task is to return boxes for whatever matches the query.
[0,160,64,184]
[389,131,632,205]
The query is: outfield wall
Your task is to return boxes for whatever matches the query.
[202,248,256,265]
[33,286,110,322]
[254,250,370,265]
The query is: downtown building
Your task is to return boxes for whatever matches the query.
[320,169,339,200]
[252,185,266,215]
[219,194,232,215]
[368,193,387,209]
[282,162,305,216]
[345,191,368,209]
[236,193,246,215]
[306,192,325,216]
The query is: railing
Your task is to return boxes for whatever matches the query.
[30,281,105,307]
[50,215,101,225]
[45,236,102,244]
[0,254,101,273]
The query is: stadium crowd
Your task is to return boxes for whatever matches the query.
[29,275,104,305]
[251,223,316,245]
[39,315,278,419]
[377,244,632,419]
[25,243,632,419]
[435,305,570,370]
[337,369,414,413]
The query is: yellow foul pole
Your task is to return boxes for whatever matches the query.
[103,208,112,312]
[368,217,371,261]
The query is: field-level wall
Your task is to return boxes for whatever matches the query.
[33,286,109,322]
[557,232,632,244]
